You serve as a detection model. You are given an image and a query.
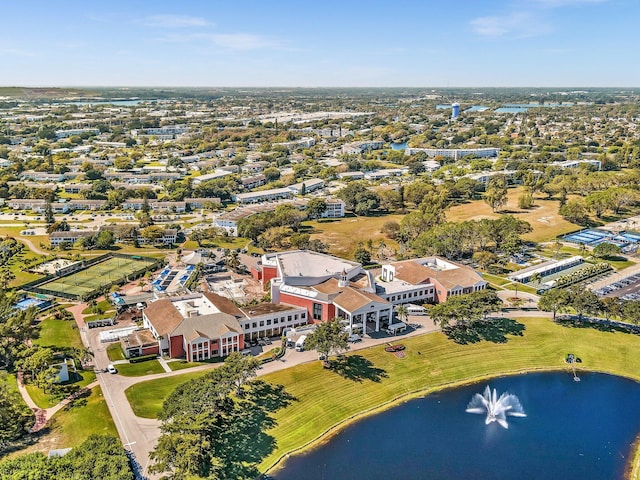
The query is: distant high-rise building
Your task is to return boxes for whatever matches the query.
[452,103,460,119]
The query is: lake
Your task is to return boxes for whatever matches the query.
[273,372,640,480]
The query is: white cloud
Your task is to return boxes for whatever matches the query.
[0,47,35,57]
[142,14,210,28]
[153,32,279,51]
[470,11,550,38]
[209,33,277,51]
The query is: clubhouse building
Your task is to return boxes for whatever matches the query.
[253,250,487,334]
[123,251,486,362]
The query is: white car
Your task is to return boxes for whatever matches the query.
[348,334,362,343]
[106,364,117,374]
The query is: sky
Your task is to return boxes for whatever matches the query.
[0,0,638,87]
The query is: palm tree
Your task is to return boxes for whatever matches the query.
[530,272,542,286]
[395,304,409,324]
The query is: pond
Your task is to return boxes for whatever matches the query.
[273,372,640,480]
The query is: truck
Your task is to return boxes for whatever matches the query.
[295,335,307,352]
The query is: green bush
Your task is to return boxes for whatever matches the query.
[129,354,157,364]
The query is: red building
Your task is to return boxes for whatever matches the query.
[140,292,245,362]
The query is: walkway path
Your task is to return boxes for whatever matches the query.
[16,370,100,433]
[18,236,48,256]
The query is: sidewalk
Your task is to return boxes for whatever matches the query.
[16,370,100,433]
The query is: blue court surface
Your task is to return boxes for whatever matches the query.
[563,229,640,249]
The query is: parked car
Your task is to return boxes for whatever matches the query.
[348,334,362,343]
[106,364,117,374]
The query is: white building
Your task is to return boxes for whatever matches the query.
[405,147,499,160]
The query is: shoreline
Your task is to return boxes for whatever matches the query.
[264,365,640,477]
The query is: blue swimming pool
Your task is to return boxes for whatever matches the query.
[15,297,50,311]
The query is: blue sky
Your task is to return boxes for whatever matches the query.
[1,0,637,87]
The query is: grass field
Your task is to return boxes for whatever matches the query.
[125,371,206,417]
[126,316,640,473]
[22,385,118,454]
[306,214,404,259]
[116,360,166,377]
[447,187,580,243]
[35,255,157,298]
[25,370,97,409]
[106,343,126,362]
[34,318,84,351]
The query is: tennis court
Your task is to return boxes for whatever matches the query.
[563,229,640,248]
[34,255,158,299]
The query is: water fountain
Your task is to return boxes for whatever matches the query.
[466,385,526,428]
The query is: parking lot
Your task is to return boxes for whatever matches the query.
[594,273,640,300]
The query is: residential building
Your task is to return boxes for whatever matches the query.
[233,187,293,204]
[49,230,94,247]
[54,128,99,139]
[341,140,384,155]
[288,178,325,194]
[404,147,499,160]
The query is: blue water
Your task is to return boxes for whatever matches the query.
[61,99,152,106]
[390,142,407,150]
[465,105,489,112]
[273,372,640,480]
[495,107,530,113]
[15,297,46,310]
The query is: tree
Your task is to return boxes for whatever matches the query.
[538,288,570,321]
[224,249,241,272]
[484,177,508,212]
[305,198,327,219]
[140,226,164,244]
[354,244,371,265]
[44,199,55,227]
[223,352,260,396]
[622,300,640,325]
[305,318,349,363]
[593,242,621,259]
[600,296,621,321]
[0,435,133,479]
[472,250,497,270]
[569,287,600,321]
[95,230,115,249]
[151,363,292,479]
[0,378,34,453]
[559,199,590,225]
[517,191,534,209]
[336,182,379,216]
[394,304,409,323]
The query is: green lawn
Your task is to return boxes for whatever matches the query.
[126,316,640,473]
[480,273,511,288]
[106,343,126,361]
[116,359,166,377]
[34,318,84,350]
[125,371,207,417]
[25,369,97,409]
[81,300,113,315]
[47,386,117,447]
